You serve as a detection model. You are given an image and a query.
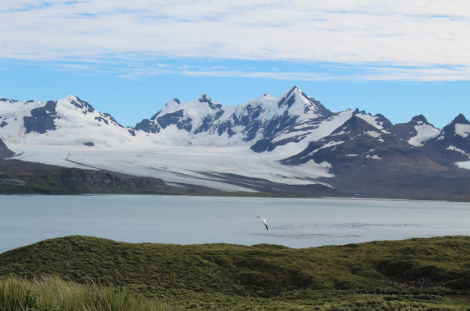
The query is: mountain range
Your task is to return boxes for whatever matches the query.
[1,86,470,198]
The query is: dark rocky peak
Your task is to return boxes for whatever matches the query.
[331,115,382,137]
[438,114,470,137]
[353,109,368,116]
[411,114,428,124]
[70,97,95,114]
[451,113,470,125]
[277,86,300,108]
[423,113,470,165]
[277,86,333,118]
[374,113,393,130]
[198,93,221,110]
[0,98,19,102]
[198,93,211,103]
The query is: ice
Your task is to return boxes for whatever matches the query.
[355,114,383,130]
[7,143,335,192]
[446,145,469,158]
[455,124,470,138]
[408,124,440,146]
[366,154,382,160]
[456,160,470,170]
[365,131,381,138]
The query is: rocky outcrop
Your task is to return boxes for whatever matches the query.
[0,138,14,159]
[23,100,58,134]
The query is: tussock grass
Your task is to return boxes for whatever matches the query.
[2,236,470,310]
[0,275,179,311]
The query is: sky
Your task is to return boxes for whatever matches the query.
[1,0,469,129]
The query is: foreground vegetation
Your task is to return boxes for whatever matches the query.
[1,236,470,310]
[0,275,180,311]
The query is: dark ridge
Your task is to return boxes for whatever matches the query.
[71,97,95,114]
[451,113,470,125]
[135,119,160,134]
[277,86,298,108]
[102,113,124,128]
[412,114,428,124]
[156,109,192,132]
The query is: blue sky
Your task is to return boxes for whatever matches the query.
[1,1,469,128]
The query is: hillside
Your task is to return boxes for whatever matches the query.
[1,235,470,310]
[0,159,168,194]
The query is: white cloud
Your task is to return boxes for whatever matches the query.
[1,0,470,80]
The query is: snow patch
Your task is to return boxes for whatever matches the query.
[365,131,381,138]
[446,145,469,158]
[366,154,382,160]
[408,124,440,146]
[456,160,470,170]
[455,123,470,138]
[356,114,384,130]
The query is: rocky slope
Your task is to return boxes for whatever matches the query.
[0,158,168,194]
[0,137,14,158]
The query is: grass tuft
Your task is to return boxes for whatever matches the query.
[0,275,179,311]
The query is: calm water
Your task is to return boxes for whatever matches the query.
[1,195,470,254]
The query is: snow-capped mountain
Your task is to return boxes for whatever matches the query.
[424,114,470,164]
[134,86,333,146]
[1,86,470,198]
[0,96,133,147]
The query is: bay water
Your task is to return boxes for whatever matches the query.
[1,194,470,254]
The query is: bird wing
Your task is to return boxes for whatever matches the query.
[264,223,268,230]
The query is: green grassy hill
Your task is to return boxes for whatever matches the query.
[1,236,470,310]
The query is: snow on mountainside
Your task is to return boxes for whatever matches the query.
[424,114,470,166]
[134,86,333,147]
[0,96,133,147]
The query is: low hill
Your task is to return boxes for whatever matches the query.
[0,159,168,194]
[1,235,470,309]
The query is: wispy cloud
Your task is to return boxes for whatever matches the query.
[111,63,470,82]
[1,0,470,81]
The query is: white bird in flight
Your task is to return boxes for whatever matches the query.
[258,216,268,230]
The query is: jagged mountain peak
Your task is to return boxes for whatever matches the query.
[198,93,212,103]
[411,114,428,124]
[424,113,470,164]
[165,98,180,106]
[451,113,470,125]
